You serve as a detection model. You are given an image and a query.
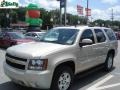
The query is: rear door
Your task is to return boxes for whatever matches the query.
[92,29,108,65]
[104,29,118,53]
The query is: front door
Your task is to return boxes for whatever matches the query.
[76,29,96,72]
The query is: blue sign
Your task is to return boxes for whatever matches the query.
[60,0,65,8]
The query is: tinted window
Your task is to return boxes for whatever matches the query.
[104,29,116,40]
[94,29,106,43]
[81,29,95,43]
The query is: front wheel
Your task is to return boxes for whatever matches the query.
[51,66,74,90]
[104,53,114,71]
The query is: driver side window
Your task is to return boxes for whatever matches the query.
[80,29,95,44]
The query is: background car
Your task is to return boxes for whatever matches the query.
[26,26,41,32]
[17,28,27,34]
[25,32,46,41]
[1,28,12,31]
[115,31,120,40]
[0,31,34,48]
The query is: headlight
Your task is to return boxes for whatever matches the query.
[28,59,48,70]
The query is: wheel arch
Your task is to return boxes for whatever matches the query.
[107,49,115,57]
[53,60,75,74]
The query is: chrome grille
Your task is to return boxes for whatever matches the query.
[6,53,27,70]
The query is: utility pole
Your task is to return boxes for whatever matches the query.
[60,6,62,25]
[111,9,114,26]
[64,0,67,26]
[86,0,89,25]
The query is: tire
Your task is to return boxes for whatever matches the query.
[50,66,74,90]
[104,53,114,71]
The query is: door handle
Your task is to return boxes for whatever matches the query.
[105,45,109,47]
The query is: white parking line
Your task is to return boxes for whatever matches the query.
[113,72,120,76]
[96,83,120,90]
[87,75,113,90]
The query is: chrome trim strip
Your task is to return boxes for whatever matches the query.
[6,56,26,65]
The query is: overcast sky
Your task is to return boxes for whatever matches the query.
[19,0,120,21]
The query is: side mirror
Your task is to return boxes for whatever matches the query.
[79,39,93,47]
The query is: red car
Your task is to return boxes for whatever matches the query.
[115,31,120,40]
[0,31,34,48]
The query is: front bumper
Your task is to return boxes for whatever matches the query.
[3,62,53,89]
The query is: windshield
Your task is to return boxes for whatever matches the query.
[8,32,25,39]
[41,28,78,45]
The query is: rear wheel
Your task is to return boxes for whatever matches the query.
[104,53,114,71]
[51,66,74,90]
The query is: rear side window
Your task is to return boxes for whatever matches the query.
[94,29,106,43]
[104,29,116,41]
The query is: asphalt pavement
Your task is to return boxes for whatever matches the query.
[0,42,120,90]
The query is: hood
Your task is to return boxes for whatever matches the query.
[15,38,33,42]
[7,42,67,58]
[14,38,34,44]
